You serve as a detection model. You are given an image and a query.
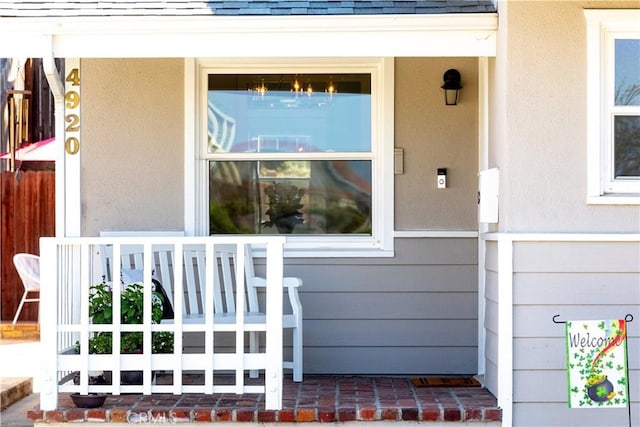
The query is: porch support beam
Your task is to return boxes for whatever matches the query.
[41,42,69,237]
[477,56,490,376]
[497,238,513,427]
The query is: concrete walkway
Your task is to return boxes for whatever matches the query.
[0,323,40,426]
[0,392,38,426]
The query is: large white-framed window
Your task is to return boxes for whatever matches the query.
[186,58,394,257]
[586,10,640,204]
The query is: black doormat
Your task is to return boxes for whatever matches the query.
[411,377,481,387]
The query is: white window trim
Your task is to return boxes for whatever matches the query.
[184,57,395,257]
[585,9,640,205]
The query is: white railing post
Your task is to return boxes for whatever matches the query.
[142,242,153,395]
[172,241,185,395]
[78,243,91,395]
[39,238,58,410]
[234,243,246,394]
[264,238,284,410]
[111,243,122,395]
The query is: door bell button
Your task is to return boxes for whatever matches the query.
[437,168,447,189]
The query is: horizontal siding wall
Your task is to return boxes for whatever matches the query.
[283,237,479,375]
[483,240,499,396]
[510,240,640,427]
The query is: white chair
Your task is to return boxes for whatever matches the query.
[12,253,40,324]
[100,242,304,382]
[242,245,303,382]
[182,244,304,382]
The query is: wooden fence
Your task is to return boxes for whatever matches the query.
[1,170,55,321]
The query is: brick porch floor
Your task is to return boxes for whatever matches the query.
[27,375,501,424]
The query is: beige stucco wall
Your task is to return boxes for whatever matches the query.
[80,57,478,235]
[81,58,184,236]
[492,0,640,232]
[394,57,479,230]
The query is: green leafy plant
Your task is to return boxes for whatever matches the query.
[261,182,305,233]
[77,279,173,354]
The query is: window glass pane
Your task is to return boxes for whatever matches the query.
[614,115,640,177]
[615,39,640,106]
[207,74,371,153]
[209,160,372,235]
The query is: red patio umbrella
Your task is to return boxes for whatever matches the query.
[0,137,56,162]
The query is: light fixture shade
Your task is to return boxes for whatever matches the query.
[441,69,462,105]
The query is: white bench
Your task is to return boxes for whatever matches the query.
[99,241,303,382]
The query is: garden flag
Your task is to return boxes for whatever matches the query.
[565,319,628,408]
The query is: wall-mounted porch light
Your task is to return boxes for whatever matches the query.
[441,69,462,106]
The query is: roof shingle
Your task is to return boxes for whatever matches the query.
[0,1,496,18]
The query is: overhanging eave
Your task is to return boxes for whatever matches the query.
[0,14,497,58]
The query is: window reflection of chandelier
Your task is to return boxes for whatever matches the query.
[326,81,336,97]
[250,79,268,98]
[249,75,338,99]
[291,77,314,97]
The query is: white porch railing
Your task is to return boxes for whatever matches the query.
[39,236,285,411]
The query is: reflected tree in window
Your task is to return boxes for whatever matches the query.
[614,39,640,106]
[209,160,371,235]
[614,116,640,177]
[613,39,640,178]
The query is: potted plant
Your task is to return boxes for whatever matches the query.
[76,278,174,385]
[261,182,305,233]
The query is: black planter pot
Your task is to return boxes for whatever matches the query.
[275,223,296,234]
[70,393,107,408]
[276,214,304,234]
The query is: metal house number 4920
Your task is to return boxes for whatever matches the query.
[64,68,80,155]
